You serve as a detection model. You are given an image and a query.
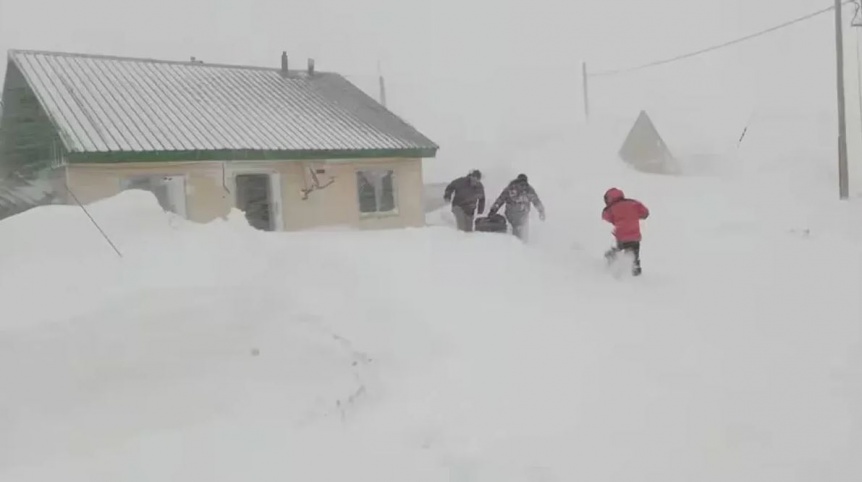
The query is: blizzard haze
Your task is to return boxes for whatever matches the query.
[1,143,860,481]
[1,0,862,481]
[0,0,850,180]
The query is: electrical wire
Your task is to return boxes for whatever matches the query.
[591,0,857,77]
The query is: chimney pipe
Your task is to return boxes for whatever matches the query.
[307,58,315,75]
[280,51,288,77]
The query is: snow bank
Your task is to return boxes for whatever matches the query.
[1,153,861,481]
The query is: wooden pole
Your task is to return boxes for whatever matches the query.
[835,0,850,199]
[582,62,590,122]
[378,61,388,108]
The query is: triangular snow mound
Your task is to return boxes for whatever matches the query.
[618,110,680,175]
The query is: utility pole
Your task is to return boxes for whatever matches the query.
[835,0,850,199]
[377,61,388,108]
[582,62,590,122]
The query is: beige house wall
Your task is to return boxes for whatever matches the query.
[64,157,425,231]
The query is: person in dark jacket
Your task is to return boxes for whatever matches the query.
[488,174,545,241]
[601,187,649,276]
[444,169,486,232]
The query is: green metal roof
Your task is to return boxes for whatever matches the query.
[5,49,439,161]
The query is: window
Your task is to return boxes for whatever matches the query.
[356,169,396,214]
[120,174,187,218]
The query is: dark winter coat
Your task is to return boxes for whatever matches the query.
[490,180,545,221]
[444,176,486,214]
[601,187,649,242]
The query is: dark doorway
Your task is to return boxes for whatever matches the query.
[235,173,274,231]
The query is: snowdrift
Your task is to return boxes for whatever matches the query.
[1,148,861,482]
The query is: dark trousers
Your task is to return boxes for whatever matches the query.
[507,214,529,241]
[452,205,475,232]
[605,240,642,275]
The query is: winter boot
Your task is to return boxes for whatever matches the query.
[604,247,618,264]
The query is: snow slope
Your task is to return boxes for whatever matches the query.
[1,118,861,481]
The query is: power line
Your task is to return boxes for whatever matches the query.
[590,0,858,77]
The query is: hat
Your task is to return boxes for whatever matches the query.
[469,169,482,180]
[516,173,528,182]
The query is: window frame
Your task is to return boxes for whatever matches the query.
[355,168,398,217]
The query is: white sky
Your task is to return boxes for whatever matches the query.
[0,0,856,179]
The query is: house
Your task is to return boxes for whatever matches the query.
[0,49,439,230]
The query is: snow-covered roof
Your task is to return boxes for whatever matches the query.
[4,49,439,161]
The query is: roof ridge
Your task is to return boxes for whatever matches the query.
[6,48,332,75]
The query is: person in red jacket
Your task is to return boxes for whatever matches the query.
[601,187,649,276]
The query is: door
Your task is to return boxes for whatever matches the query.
[121,174,187,218]
[234,173,275,231]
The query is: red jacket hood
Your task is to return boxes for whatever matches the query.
[604,187,625,205]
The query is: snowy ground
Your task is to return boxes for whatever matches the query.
[1,119,861,481]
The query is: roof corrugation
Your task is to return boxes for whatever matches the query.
[7,49,438,156]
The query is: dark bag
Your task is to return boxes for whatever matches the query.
[474,213,508,233]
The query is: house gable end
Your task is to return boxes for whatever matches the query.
[0,60,66,177]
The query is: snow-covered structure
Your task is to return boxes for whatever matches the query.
[0,49,439,230]
[618,110,678,174]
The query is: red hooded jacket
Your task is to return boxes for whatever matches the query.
[601,188,649,242]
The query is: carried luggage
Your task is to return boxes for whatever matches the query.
[474,213,508,233]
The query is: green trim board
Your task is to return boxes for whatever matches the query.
[65,147,438,164]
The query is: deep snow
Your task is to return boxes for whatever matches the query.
[1,118,861,481]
